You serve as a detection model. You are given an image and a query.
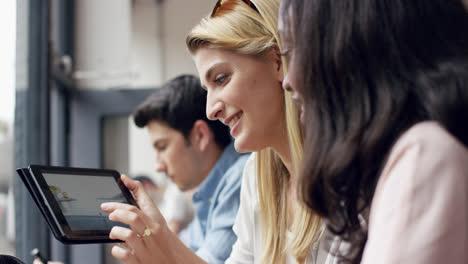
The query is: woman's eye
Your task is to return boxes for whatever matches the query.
[214,74,228,85]
[156,145,166,152]
[280,49,291,60]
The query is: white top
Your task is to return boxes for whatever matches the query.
[226,154,341,264]
[159,182,193,223]
[362,122,468,263]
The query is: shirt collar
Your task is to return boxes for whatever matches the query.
[193,142,240,201]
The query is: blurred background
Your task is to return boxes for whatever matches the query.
[0,0,16,257]
[0,0,215,263]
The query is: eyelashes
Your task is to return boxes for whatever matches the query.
[214,73,229,85]
[279,48,290,57]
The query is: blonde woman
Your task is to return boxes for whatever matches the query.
[187,0,336,263]
[101,0,335,263]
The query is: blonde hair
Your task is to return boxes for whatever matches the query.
[186,0,322,263]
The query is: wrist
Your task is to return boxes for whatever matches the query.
[163,227,206,264]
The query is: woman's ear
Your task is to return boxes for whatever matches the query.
[189,120,212,151]
[270,45,284,83]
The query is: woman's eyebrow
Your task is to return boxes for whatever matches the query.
[205,62,229,82]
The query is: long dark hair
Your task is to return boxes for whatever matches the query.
[281,0,468,262]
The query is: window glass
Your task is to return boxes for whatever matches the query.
[0,0,16,255]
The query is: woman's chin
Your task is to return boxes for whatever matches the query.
[233,138,254,153]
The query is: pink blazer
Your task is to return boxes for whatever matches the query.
[361,122,468,264]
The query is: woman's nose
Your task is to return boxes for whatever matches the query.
[282,73,293,92]
[207,100,224,121]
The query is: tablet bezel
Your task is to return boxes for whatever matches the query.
[16,168,65,241]
[28,164,137,243]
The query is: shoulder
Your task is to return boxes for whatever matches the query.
[212,152,252,201]
[380,121,468,184]
[397,121,465,153]
[365,125,468,262]
[243,152,256,177]
[373,121,468,218]
[221,152,251,185]
[240,153,258,196]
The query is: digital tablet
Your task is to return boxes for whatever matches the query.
[16,165,138,244]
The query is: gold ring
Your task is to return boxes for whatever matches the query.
[137,227,151,238]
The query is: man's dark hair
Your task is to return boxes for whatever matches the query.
[133,74,231,148]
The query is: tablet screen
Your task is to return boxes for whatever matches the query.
[43,173,128,231]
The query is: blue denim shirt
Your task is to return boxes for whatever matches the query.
[189,142,249,264]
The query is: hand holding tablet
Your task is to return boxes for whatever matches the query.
[100,175,180,263]
[16,165,138,244]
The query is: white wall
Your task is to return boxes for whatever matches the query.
[130,0,213,87]
[162,0,213,81]
[130,0,164,87]
[74,0,133,89]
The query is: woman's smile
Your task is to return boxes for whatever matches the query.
[226,111,243,136]
[194,47,286,153]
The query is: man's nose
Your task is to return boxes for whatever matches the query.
[155,162,166,173]
[154,156,166,173]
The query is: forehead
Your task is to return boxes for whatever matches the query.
[193,47,260,86]
[193,48,234,73]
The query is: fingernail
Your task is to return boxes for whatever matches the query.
[101,203,108,210]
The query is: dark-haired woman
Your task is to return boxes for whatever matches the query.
[279,0,468,263]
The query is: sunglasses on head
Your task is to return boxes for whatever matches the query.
[211,0,260,17]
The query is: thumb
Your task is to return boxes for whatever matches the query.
[121,175,166,222]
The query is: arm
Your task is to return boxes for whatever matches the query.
[101,175,207,264]
[362,125,468,263]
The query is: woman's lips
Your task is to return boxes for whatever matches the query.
[227,112,243,136]
[291,94,305,123]
[228,113,241,128]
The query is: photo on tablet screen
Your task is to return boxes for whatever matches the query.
[43,173,128,231]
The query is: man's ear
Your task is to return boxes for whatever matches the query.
[270,45,284,83]
[189,120,212,151]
